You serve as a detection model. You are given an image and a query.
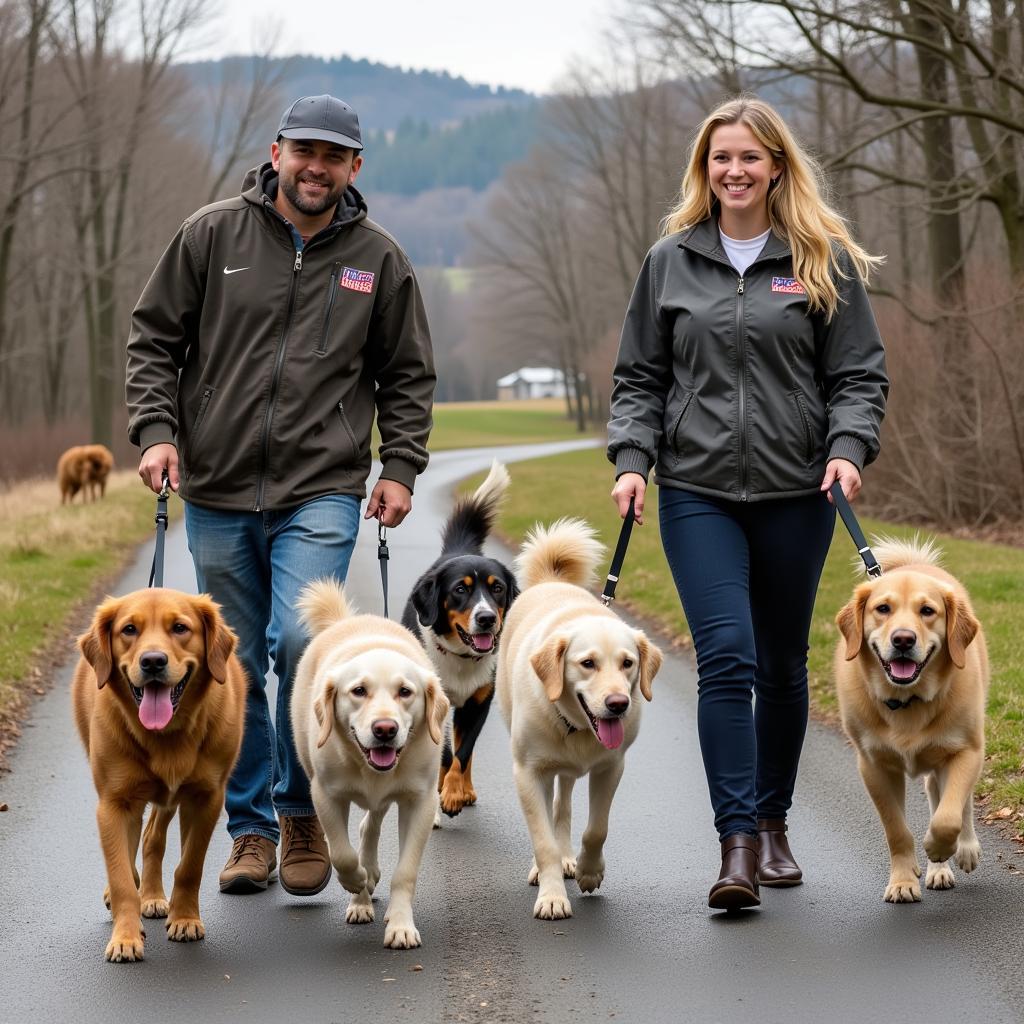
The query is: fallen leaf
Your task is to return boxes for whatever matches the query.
[995,806,1014,819]
[409,965,423,972]
[0,803,8,812]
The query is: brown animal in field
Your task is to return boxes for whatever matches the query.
[72,588,247,962]
[57,444,114,504]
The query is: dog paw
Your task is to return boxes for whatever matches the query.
[141,897,169,918]
[346,898,375,925]
[432,811,442,830]
[527,861,539,886]
[955,838,982,873]
[575,855,604,893]
[105,932,145,962]
[923,825,958,864]
[533,891,573,920]
[925,862,955,890]
[440,776,476,817]
[883,877,922,903]
[166,916,205,942]
[383,922,421,949]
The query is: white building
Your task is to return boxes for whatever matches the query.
[495,367,567,400]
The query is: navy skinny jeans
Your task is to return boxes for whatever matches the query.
[658,486,835,841]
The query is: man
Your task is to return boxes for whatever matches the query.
[126,95,435,896]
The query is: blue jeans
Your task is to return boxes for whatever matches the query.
[185,495,361,842]
[658,487,835,841]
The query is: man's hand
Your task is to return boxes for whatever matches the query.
[365,478,412,527]
[821,458,862,502]
[139,443,179,494]
[610,472,647,526]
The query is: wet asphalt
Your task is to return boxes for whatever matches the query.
[1,440,1023,1024]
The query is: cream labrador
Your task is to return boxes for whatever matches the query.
[291,579,449,948]
[496,518,663,920]
[835,537,988,903]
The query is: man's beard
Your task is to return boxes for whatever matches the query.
[279,171,344,216]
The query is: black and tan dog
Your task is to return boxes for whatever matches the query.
[402,461,518,822]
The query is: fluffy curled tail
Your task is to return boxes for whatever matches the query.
[441,459,511,555]
[870,534,943,573]
[297,578,357,636]
[516,518,604,589]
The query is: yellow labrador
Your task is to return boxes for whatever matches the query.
[835,538,988,903]
[496,518,663,920]
[291,579,449,948]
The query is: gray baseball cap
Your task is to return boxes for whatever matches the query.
[277,94,363,151]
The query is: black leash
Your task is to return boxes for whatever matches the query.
[602,497,636,606]
[147,471,171,588]
[378,519,390,618]
[829,481,881,578]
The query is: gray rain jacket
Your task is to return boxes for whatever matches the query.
[607,217,888,501]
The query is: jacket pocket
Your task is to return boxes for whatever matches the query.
[191,386,216,441]
[316,262,342,355]
[669,391,694,455]
[336,401,359,461]
[791,390,814,465]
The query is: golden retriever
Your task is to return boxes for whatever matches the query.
[58,444,114,504]
[290,579,449,949]
[496,518,663,920]
[72,588,246,962]
[834,537,988,903]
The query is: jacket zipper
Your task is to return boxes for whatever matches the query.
[316,263,342,354]
[254,246,303,510]
[736,275,749,500]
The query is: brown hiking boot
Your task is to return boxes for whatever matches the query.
[219,835,277,894]
[279,814,332,896]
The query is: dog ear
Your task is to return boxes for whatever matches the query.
[78,597,118,689]
[531,633,570,702]
[411,576,439,627]
[196,595,237,684]
[503,570,521,609]
[423,674,450,745]
[835,583,871,661]
[633,630,663,702]
[313,680,337,749]
[942,588,979,670]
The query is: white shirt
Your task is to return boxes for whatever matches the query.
[719,226,771,276]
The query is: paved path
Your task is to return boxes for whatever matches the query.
[2,440,1022,1024]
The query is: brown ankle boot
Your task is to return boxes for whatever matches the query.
[279,814,332,896]
[708,834,760,911]
[757,818,803,887]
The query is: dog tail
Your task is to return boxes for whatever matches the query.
[441,460,511,555]
[870,534,944,573]
[516,518,604,589]
[297,577,357,635]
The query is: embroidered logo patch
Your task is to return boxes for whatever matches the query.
[340,267,375,293]
[771,276,806,294]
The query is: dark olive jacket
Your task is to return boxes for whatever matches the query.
[126,164,435,511]
[607,218,888,501]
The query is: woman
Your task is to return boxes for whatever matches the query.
[607,96,888,911]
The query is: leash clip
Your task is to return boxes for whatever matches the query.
[158,469,171,501]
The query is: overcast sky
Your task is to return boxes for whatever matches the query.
[186,0,620,94]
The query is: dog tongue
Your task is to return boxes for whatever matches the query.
[595,718,625,750]
[890,658,918,681]
[369,746,397,769]
[139,684,174,730]
[471,633,494,652]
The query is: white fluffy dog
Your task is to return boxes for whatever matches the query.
[496,518,663,920]
[291,579,449,948]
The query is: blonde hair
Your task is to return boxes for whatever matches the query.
[662,95,883,318]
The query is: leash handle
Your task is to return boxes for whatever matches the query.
[378,518,390,619]
[148,471,171,588]
[602,497,636,606]
[829,481,881,578]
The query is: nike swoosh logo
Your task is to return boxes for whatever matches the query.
[223,266,250,275]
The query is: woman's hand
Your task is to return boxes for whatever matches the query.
[821,458,862,502]
[611,472,647,525]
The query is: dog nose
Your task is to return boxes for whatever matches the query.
[474,611,497,630]
[140,650,168,674]
[371,719,398,741]
[891,630,917,652]
[604,694,629,716]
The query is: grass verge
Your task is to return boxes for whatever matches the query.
[465,447,1024,837]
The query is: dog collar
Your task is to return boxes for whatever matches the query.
[883,695,922,711]
[435,643,485,663]
[555,711,578,736]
